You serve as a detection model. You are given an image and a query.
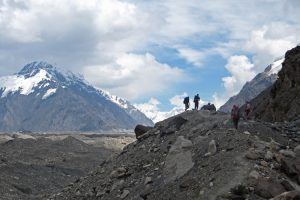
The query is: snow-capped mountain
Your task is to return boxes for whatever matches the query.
[219,57,284,112]
[98,90,154,126]
[135,105,184,123]
[0,61,153,132]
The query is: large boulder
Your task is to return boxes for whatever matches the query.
[134,125,153,139]
[201,103,216,111]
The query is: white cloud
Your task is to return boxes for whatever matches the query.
[177,48,204,67]
[244,23,299,70]
[1,0,300,105]
[169,93,188,107]
[212,93,227,110]
[213,55,256,109]
[83,53,185,100]
[134,98,170,123]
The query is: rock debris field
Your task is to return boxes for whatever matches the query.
[50,110,300,200]
[0,133,134,200]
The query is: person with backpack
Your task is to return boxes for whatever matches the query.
[244,101,251,120]
[193,94,200,110]
[183,96,190,111]
[231,105,240,129]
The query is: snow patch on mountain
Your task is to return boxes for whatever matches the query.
[266,57,284,76]
[0,69,51,97]
[97,90,129,109]
[42,88,57,99]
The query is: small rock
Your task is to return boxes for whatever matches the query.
[209,182,214,187]
[204,152,211,157]
[120,190,130,199]
[265,151,273,161]
[280,180,295,191]
[208,140,217,155]
[249,170,260,180]
[140,185,152,199]
[199,190,205,195]
[255,178,285,198]
[244,131,251,135]
[260,160,268,167]
[294,145,300,156]
[272,190,300,200]
[274,153,284,163]
[96,191,105,197]
[143,164,151,168]
[279,150,296,158]
[144,177,152,185]
[180,178,197,189]
[75,190,81,196]
[245,150,262,160]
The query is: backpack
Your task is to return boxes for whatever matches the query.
[246,103,251,111]
[231,106,239,119]
[183,97,189,104]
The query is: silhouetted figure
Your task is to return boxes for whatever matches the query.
[193,94,200,110]
[183,96,190,111]
[244,101,251,120]
[231,105,240,129]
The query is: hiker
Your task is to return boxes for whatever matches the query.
[244,101,251,120]
[231,105,240,129]
[183,96,190,111]
[193,94,200,110]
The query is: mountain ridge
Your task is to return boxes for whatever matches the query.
[0,61,153,132]
[219,57,284,112]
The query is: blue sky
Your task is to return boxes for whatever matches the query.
[0,0,300,112]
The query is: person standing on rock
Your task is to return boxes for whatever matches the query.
[193,94,200,110]
[231,105,240,129]
[183,96,190,111]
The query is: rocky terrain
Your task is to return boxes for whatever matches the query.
[0,133,135,200]
[219,57,284,113]
[250,46,300,122]
[50,110,300,200]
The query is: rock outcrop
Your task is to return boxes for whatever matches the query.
[201,103,216,111]
[134,125,153,139]
[250,46,300,122]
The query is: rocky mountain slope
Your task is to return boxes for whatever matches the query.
[250,46,300,122]
[50,110,300,200]
[219,57,284,113]
[0,62,153,132]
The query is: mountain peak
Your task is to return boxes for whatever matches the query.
[18,61,56,76]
